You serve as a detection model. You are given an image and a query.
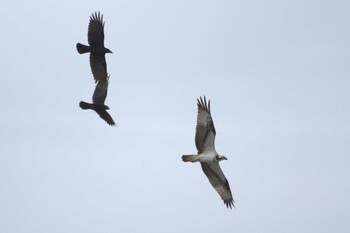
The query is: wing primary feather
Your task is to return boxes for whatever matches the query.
[208,99,211,114]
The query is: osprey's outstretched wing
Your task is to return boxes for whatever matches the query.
[201,162,234,209]
[195,96,216,153]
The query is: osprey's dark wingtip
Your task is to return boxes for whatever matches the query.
[197,96,211,114]
[224,199,235,209]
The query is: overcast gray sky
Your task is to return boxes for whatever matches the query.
[1,0,349,232]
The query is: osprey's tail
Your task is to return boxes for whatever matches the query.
[79,101,94,110]
[182,154,199,162]
[76,43,91,54]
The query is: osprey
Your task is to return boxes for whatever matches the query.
[76,12,112,83]
[80,74,115,126]
[182,96,234,209]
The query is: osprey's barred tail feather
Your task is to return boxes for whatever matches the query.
[182,154,198,162]
[76,43,91,54]
[79,101,93,110]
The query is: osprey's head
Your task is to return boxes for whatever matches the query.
[216,154,228,161]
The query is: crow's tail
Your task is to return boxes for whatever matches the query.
[79,101,93,110]
[76,43,91,54]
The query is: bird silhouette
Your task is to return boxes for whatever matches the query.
[77,12,115,126]
[80,75,115,126]
[76,12,112,83]
[182,97,234,209]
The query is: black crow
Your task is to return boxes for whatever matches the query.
[76,12,112,83]
[80,75,115,126]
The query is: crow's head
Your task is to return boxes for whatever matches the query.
[105,48,113,54]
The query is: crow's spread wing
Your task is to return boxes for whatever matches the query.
[90,54,107,83]
[88,12,105,46]
[95,109,115,126]
[92,75,109,105]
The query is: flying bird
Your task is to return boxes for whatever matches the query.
[80,75,115,126]
[76,12,112,83]
[182,96,234,209]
